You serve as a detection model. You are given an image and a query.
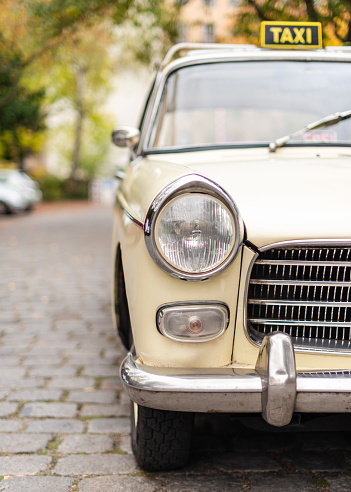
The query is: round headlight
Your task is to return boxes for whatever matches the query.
[144,175,243,281]
[155,194,235,274]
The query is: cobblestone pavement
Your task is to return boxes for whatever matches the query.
[1,202,351,491]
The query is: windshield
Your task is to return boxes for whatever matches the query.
[148,61,351,149]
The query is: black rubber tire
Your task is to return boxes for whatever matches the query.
[0,201,11,214]
[131,401,194,471]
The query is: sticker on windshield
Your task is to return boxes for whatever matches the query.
[302,131,337,143]
[260,21,322,49]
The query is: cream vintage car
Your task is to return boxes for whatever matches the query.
[112,22,351,471]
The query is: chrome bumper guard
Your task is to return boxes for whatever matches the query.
[120,333,351,427]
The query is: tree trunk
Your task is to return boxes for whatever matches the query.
[304,0,318,22]
[346,18,351,44]
[70,66,86,180]
[12,129,25,171]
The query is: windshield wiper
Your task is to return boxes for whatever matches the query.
[269,109,351,152]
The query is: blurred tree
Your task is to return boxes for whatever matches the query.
[0,0,178,173]
[234,0,351,46]
[0,0,178,109]
[46,24,116,179]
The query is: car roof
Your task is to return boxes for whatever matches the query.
[159,43,351,73]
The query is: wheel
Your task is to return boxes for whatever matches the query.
[131,401,194,471]
[0,201,11,214]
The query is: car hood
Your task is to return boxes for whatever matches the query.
[155,148,351,248]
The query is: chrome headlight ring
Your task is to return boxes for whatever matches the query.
[144,174,244,281]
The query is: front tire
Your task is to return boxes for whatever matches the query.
[131,401,194,471]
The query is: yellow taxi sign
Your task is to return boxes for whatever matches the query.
[260,21,322,49]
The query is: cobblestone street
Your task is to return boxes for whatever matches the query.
[0,202,350,491]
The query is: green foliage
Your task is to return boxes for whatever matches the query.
[36,173,89,201]
[0,0,178,178]
[0,45,46,166]
[36,173,65,201]
[235,0,351,46]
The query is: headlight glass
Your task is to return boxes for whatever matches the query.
[155,193,235,274]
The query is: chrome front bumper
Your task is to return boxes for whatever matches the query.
[120,333,351,427]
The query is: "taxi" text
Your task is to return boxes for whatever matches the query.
[270,27,312,44]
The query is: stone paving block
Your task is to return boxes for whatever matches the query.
[22,357,63,366]
[249,474,318,492]
[47,377,95,389]
[20,402,77,418]
[68,390,116,404]
[25,419,84,434]
[286,451,347,472]
[323,475,351,491]
[0,378,44,390]
[81,404,128,417]
[78,475,162,492]
[100,378,123,391]
[31,341,79,349]
[0,419,23,432]
[55,320,88,331]
[58,434,113,454]
[212,452,281,473]
[104,348,126,359]
[0,476,73,492]
[0,402,18,417]
[0,368,26,378]
[28,366,77,377]
[229,432,300,453]
[54,454,137,475]
[165,476,244,491]
[88,418,130,434]
[0,390,9,399]
[0,357,20,366]
[70,360,118,370]
[82,365,118,377]
[295,432,350,451]
[0,433,52,453]
[0,455,51,475]
[118,436,132,454]
[119,391,131,406]
[8,389,63,402]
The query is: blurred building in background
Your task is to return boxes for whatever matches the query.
[178,0,240,43]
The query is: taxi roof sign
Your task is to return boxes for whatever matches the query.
[261,21,322,49]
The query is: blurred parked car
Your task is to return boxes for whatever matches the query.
[0,169,42,212]
[0,182,27,214]
[112,22,351,471]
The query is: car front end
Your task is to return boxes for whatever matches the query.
[112,28,351,470]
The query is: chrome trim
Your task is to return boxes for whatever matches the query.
[248,300,351,308]
[250,279,351,287]
[256,332,296,427]
[243,247,260,347]
[116,190,144,230]
[120,333,351,421]
[244,240,351,355]
[259,239,351,253]
[156,301,230,343]
[249,319,351,327]
[256,259,351,267]
[144,174,244,281]
[115,170,126,181]
[160,42,258,68]
[112,126,140,149]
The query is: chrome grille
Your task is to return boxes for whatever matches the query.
[247,246,351,351]
[298,370,351,378]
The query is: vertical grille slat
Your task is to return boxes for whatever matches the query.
[247,246,351,351]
